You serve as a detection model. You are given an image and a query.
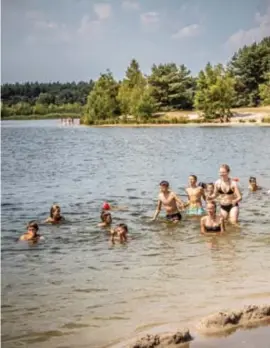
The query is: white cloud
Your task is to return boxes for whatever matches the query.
[93,3,112,20]
[122,1,140,11]
[77,15,101,36]
[171,24,200,39]
[225,6,270,51]
[140,12,159,25]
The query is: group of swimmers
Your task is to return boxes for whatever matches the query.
[19,164,262,243]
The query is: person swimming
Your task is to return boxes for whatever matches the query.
[152,180,185,222]
[110,223,128,243]
[98,210,112,227]
[209,164,242,224]
[200,202,225,234]
[248,177,261,192]
[45,204,65,224]
[19,221,42,242]
[185,175,206,216]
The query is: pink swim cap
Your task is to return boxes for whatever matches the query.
[102,202,111,210]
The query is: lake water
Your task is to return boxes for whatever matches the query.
[1,120,270,348]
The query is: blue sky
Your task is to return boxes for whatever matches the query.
[2,0,270,83]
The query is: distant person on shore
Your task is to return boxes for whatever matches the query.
[200,202,225,234]
[209,164,242,224]
[98,210,112,228]
[110,223,128,244]
[152,181,185,222]
[45,204,65,224]
[185,175,206,216]
[19,221,42,242]
[248,177,261,192]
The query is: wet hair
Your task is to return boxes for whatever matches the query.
[117,223,128,233]
[100,210,112,222]
[159,180,169,187]
[190,175,197,182]
[220,164,230,173]
[27,221,39,233]
[198,182,206,189]
[50,204,61,219]
[249,176,257,183]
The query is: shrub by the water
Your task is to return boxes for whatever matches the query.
[262,116,270,123]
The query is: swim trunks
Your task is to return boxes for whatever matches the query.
[166,212,182,221]
[186,207,205,216]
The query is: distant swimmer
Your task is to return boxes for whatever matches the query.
[185,175,206,216]
[101,201,128,212]
[152,181,185,222]
[110,223,128,244]
[98,210,112,228]
[19,221,42,242]
[45,204,65,224]
[209,164,242,224]
[248,176,261,192]
[200,202,225,234]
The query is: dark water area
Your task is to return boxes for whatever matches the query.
[1,120,270,348]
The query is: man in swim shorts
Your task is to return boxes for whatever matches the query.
[152,181,185,222]
[185,175,206,216]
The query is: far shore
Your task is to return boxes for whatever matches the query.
[92,122,270,128]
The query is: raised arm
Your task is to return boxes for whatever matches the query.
[152,200,162,221]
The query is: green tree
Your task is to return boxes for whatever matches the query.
[130,85,156,121]
[83,70,119,124]
[228,37,270,106]
[148,63,195,110]
[259,72,270,105]
[195,63,236,122]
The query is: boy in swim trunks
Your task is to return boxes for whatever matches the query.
[185,175,206,216]
[152,181,185,222]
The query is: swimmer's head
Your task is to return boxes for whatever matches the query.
[100,211,112,224]
[206,182,214,193]
[189,175,197,186]
[198,182,206,189]
[50,204,61,219]
[219,164,230,179]
[116,223,128,235]
[206,202,216,215]
[159,180,169,192]
[249,176,257,184]
[27,221,39,236]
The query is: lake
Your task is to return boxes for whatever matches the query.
[1,120,270,348]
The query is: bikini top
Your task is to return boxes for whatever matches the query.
[217,180,235,195]
[205,225,221,232]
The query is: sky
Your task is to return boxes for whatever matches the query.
[1,0,270,83]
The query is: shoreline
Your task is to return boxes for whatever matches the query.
[90,122,270,128]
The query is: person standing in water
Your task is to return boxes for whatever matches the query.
[200,202,225,234]
[209,164,242,224]
[185,175,206,216]
[152,181,185,222]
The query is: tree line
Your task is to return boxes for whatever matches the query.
[1,37,270,122]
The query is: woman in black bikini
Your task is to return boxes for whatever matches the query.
[210,164,242,224]
[200,202,225,234]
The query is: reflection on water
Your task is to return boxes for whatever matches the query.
[1,120,270,348]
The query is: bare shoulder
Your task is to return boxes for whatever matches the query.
[200,216,206,223]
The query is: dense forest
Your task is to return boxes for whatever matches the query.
[1,37,270,123]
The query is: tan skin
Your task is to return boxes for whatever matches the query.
[248,179,261,192]
[110,226,128,244]
[45,206,65,224]
[98,213,112,228]
[185,176,206,208]
[210,166,242,224]
[206,184,215,202]
[19,226,40,241]
[200,203,225,234]
[152,184,185,222]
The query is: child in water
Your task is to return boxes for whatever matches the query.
[206,183,215,202]
[19,221,42,242]
[110,223,128,244]
[98,210,112,227]
[45,204,65,224]
[248,177,261,192]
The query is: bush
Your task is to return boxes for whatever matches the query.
[248,119,257,123]
[238,119,246,123]
[261,116,270,123]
